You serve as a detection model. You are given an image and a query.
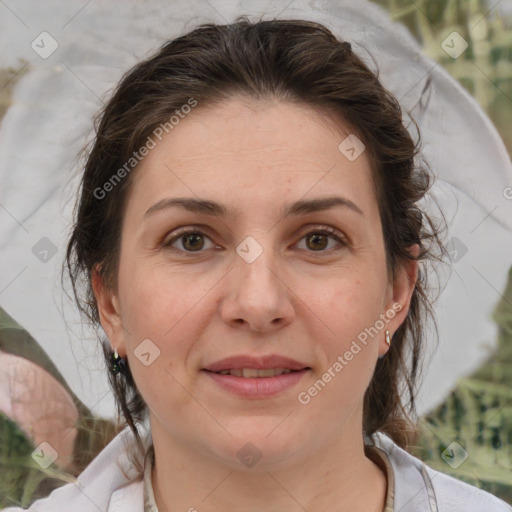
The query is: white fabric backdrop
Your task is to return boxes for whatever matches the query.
[1,0,511,419]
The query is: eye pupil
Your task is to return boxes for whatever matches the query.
[307,233,328,251]
[183,233,204,251]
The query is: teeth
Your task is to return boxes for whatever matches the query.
[216,368,295,377]
[252,368,275,378]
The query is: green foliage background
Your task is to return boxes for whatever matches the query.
[1,0,511,508]
[370,0,512,504]
[372,0,512,155]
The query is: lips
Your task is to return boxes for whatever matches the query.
[202,354,310,373]
[215,367,298,377]
[203,367,310,398]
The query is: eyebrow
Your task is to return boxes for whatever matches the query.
[144,196,364,219]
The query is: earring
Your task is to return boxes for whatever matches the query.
[378,331,392,360]
[111,348,127,375]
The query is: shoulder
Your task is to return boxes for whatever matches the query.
[423,464,512,512]
[371,432,512,512]
[1,426,148,512]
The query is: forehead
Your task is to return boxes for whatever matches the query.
[126,97,378,222]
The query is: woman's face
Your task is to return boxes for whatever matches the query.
[94,96,417,469]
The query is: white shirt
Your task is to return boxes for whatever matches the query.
[3,426,511,511]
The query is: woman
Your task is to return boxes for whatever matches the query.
[4,16,511,512]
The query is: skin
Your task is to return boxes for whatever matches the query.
[93,96,418,512]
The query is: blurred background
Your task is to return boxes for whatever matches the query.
[373,0,512,153]
[370,0,512,502]
[0,0,511,507]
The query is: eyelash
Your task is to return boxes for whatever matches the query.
[162,225,347,256]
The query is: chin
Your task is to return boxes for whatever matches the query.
[211,428,301,471]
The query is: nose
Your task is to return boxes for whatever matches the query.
[219,247,295,334]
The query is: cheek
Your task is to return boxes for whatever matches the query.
[310,276,384,387]
[322,275,385,337]
[116,259,217,381]
[119,271,196,416]
[130,360,199,432]
[117,258,195,336]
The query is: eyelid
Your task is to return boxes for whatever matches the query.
[162,224,347,254]
[294,225,348,251]
[296,224,345,241]
[161,225,217,251]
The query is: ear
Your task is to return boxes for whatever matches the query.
[379,244,420,357]
[91,264,127,357]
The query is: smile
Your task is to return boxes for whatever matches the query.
[202,368,310,398]
[214,368,296,377]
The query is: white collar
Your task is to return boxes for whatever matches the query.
[82,427,508,512]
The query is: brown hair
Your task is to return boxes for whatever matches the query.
[64,16,447,473]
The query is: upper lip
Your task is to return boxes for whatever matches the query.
[203,355,310,372]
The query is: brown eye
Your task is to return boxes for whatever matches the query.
[305,233,329,251]
[163,226,346,256]
[181,232,205,251]
[296,227,346,254]
[163,229,214,253]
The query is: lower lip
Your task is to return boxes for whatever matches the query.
[202,369,309,398]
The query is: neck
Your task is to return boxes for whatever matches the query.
[149,412,387,512]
